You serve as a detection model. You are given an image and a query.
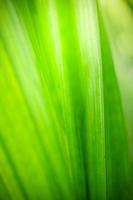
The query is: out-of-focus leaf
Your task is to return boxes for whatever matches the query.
[0,0,132,200]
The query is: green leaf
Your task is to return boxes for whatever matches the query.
[0,0,132,200]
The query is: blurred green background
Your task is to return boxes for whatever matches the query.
[102,0,133,160]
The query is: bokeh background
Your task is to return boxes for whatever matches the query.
[102,0,133,161]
